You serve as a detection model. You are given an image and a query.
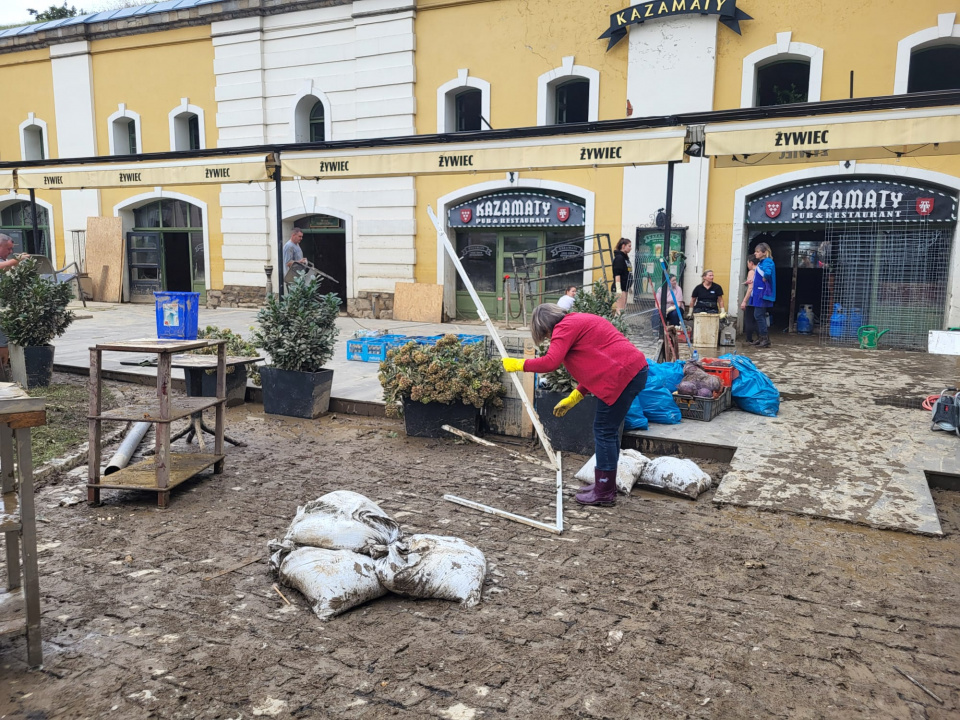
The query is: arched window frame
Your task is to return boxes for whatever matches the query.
[19,113,50,161]
[894,12,960,94]
[436,69,491,133]
[741,32,823,108]
[291,83,333,143]
[107,103,142,156]
[536,56,599,126]
[168,98,206,151]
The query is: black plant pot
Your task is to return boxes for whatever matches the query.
[9,344,55,389]
[534,389,599,456]
[260,366,333,419]
[184,365,248,408]
[402,398,480,438]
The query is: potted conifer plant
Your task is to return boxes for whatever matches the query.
[534,281,627,455]
[379,335,504,438]
[0,257,75,388]
[253,276,340,419]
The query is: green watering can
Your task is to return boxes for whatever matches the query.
[858,325,889,349]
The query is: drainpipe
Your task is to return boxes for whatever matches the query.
[105,422,151,475]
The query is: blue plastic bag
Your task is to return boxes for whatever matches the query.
[624,395,649,431]
[637,373,682,425]
[646,360,685,393]
[718,353,780,417]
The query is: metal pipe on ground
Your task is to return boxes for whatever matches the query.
[104,422,151,475]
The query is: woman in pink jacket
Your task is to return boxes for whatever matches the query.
[502,304,648,507]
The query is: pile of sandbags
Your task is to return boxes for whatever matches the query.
[574,452,712,499]
[269,491,486,620]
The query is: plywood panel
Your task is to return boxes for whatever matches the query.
[85,217,123,303]
[393,282,443,323]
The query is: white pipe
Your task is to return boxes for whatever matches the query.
[105,422,151,475]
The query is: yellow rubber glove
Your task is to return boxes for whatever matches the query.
[553,389,584,417]
[719,310,728,320]
[501,357,526,373]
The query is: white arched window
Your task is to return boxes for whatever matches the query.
[741,32,823,108]
[437,69,491,133]
[168,98,206,151]
[537,57,599,126]
[19,113,49,161]
[894,13,960,94]
[107,103,142,156]
[292,85,332,143]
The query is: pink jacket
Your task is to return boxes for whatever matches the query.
[524,313,647,405]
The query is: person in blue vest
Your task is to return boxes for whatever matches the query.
[750,242,776,348]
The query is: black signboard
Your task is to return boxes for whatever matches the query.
[600,0,751,50]
[449,192,586,228]
[747,180,959,225]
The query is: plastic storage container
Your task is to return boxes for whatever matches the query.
[700,358,740,387]
[154,292,200,340]
[673,387,731,421]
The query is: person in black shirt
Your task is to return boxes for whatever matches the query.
[690,269,725,316]
[611,237,632,314]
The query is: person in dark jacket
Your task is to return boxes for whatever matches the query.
[750,242,776,348]
[502,305,648,507]
[611,238,632,314]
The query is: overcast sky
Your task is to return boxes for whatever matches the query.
[0,0,123,26]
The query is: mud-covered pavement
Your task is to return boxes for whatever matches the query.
[2,407,959,719]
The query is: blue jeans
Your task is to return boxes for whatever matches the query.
[594,368,648,471]
[754,306,769,338]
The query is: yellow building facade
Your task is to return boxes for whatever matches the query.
[0,0,957,346]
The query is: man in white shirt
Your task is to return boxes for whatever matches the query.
[557,285,577,311]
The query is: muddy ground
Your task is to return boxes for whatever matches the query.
[1,396,959,720]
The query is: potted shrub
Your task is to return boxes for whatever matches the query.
[0,257,75,388]
[253,276,340,419]
[534,281,626,455]
[379,335,504,438]
[188,326,262,407]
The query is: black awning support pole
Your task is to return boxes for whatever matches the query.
[274,155,284,299]
[28,188,40,257]
[659,160,676,341]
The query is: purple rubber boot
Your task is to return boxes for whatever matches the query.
[575,469,617,506]
[578,467,603,494]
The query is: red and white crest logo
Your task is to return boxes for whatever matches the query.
[765,201,782,218]
[916,197,934,216]
[557,206,571,222]
[460,208,473,223]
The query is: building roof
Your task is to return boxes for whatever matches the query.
[0,0,221,39]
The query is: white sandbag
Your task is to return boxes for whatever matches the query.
[637,456,712,499]
[280,490,401,555]
[277,546,387,621]
[574,449,649,494]
[374,534,486,607]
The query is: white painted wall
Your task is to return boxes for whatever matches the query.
[622,15,717,295]
[49,40,101,266]
[212,0,418,294]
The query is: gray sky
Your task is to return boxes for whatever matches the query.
[0,1,127,26]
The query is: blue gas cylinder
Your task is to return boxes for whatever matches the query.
[845,308,863,338]
[829,304,845,338]
[796,310,812,334]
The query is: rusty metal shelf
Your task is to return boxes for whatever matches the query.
[91,397,225,423]
[89,453,225,492]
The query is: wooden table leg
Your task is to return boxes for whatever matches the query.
[87,349,102,505]
[214,343,225,474]
[15,428,42,667]
[0,423,19,591]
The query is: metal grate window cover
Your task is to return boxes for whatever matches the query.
[819,221,950,350]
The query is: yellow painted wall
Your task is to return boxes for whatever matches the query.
[90,26,223,287]
[413,0,631,284]
[0,49,56,163]
[705,0,960,292]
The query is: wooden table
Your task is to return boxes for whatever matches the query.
[0,382,44,667]
[87,339,227,509]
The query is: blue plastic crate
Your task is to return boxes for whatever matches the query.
[407,335,443,345]
[346,338,368,361]
[456,334,484,345]
[154,292,200,340]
